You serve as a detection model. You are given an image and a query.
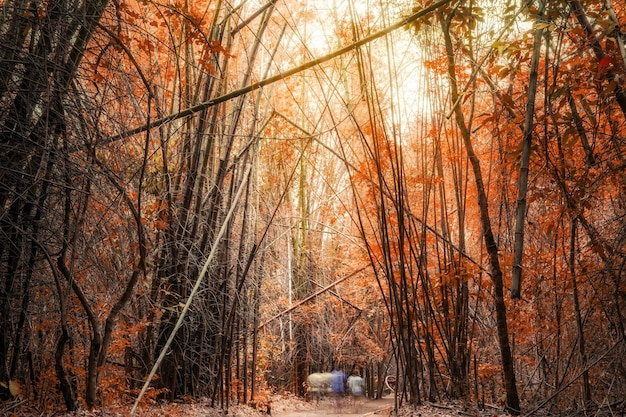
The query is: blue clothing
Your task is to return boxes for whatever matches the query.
[330,370,345,393]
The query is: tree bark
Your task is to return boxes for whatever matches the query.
[0,0,109,405]
[568,220,591,405]
[438,12,520,414]
[511,1,545,299]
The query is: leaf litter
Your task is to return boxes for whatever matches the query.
[2,393,623,417]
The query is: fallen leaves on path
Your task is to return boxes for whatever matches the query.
[5,393,621,417]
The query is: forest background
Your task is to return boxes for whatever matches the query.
[0,0,625,415]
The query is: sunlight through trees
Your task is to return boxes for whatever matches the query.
[0,0,625,415]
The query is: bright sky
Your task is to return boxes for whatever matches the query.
[285,0,432,128]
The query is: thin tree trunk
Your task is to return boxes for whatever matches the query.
[552,233,562,395]
[250,252,264,402]
[438,12,520,414]
[53,261,78,411]
[511,1,545,299]
[568,219,591,405]
[564,88,595,166]
[131,164,252,415]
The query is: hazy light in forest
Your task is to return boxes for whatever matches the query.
[293,0,431,130]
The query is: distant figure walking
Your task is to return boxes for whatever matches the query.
[307,372,331,405]
[347,373,365,412]
[330,369,346,411]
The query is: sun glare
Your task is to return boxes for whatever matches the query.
[289,0,431,130]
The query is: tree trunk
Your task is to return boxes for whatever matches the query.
[568,219,591,405]
[53,268,78,411]
[438,12,520,414]
[0,0,109,407]
[512,0,545,299]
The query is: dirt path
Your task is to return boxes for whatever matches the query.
[273,396,395,417]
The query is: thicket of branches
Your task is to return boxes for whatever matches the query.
[0,0,625,415]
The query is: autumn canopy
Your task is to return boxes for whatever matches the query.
[0,0,625,415]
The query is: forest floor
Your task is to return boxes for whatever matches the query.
[1,392,512,417]
[270,394,511,417]
[6,393,624,417]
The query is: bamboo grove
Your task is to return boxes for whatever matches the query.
[0,0,625,415]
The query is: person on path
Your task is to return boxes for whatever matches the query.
[330,369,346,411]
[307,372,331,406]
[347,373,365,413]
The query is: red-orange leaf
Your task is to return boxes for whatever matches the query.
[599,56,611,68]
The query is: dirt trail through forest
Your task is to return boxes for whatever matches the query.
[273,396,395,417]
